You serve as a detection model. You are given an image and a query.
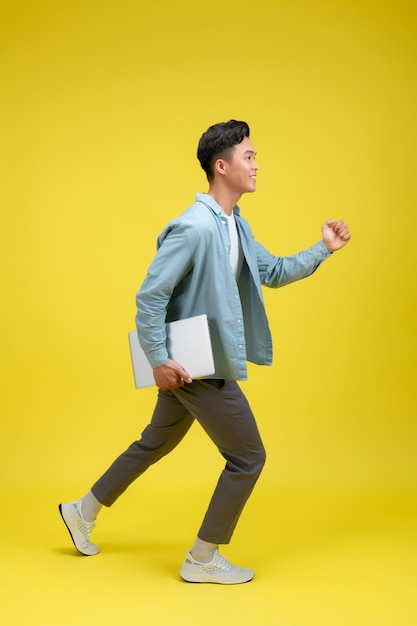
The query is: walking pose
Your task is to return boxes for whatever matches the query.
[59,120,351,584]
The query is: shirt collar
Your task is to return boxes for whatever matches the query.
[195,192,241,217]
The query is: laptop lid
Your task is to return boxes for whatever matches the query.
[128,314,215,388]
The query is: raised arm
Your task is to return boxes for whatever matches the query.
[245,219,351,289]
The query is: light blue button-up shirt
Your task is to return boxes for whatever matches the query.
[136,193,331,380]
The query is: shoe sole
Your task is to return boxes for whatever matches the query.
[179,571,254,584]
[58,504,96,556]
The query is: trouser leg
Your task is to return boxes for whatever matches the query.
[171,379,266,545]
[91,390,194,506]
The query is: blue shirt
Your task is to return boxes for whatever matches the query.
[136,193,331,380]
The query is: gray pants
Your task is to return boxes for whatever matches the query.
[91,379,266,544]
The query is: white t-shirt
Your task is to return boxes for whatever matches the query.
[225,213,243,278]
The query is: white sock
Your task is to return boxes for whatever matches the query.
[81,490,103,522]
[190,537,218,563]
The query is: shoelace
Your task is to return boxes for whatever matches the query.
[209,551,232,572]
[76,515,96,540]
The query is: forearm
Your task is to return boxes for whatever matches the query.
[259,240,331,288]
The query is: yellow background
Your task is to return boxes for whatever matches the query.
[1,1,416,624]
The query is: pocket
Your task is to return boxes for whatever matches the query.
[205,378,225,389]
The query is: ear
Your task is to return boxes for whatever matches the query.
[213,158,228,177]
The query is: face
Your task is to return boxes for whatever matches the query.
[221,136,259,195]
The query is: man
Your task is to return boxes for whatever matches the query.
[59,120,351,584]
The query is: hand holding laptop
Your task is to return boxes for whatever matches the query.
[128,314,215,389]
[152,358,193,390]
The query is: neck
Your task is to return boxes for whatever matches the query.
[207,183,240,216]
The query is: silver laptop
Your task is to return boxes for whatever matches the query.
[128,314,215,388]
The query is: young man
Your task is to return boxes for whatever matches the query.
[59,120,351,584]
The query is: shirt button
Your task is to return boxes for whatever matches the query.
[237,319,241,323]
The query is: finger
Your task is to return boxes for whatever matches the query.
[175,364,192,383]
[337,224,350,238]
[331,219,343,232]
[338,224,350,238]
[170,372,189,388]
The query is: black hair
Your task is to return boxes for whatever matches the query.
[197,120,250,181]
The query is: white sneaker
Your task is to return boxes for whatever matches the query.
[59,499,100,556]
[179,550,254,584]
